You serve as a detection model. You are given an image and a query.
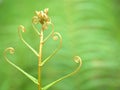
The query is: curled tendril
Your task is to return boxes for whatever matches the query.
[18,25,26,32]
[3,47,15,68]
[32,16,40,35]
[18,25,39,56]
[74,56,82,64]
[41,32,62,66]
[32,16,39,24]
[43,22,54,43]
[42,56,82,90]
[4,47,15,57]
[3,47,39,85]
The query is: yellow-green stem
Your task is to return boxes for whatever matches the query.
[38,29,44,90]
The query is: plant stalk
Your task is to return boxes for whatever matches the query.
[38,29,44,90]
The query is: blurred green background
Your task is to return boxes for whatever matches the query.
[0,0,120,90]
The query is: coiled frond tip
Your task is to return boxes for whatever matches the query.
[18,25,26,32]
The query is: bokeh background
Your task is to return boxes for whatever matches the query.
[0,0,120,90]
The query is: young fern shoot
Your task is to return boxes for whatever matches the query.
[3,8,82,90]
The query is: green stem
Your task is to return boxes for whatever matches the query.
[38,28,44,90]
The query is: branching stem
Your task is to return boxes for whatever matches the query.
[4,8,82,90]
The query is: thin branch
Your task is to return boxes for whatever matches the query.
[32,23,40,36]
[43,23,54,43]
[42,56,82,90]
[3,47,39,85]
[41,32,62,66]
[18,25,39,56]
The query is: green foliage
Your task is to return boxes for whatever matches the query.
[0,0,120,90]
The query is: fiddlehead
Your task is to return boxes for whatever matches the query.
[41,32,62,66]
[4,47,15,61]
[18,25,39,56]
[42,56,82,90]
[32,16,40,35]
